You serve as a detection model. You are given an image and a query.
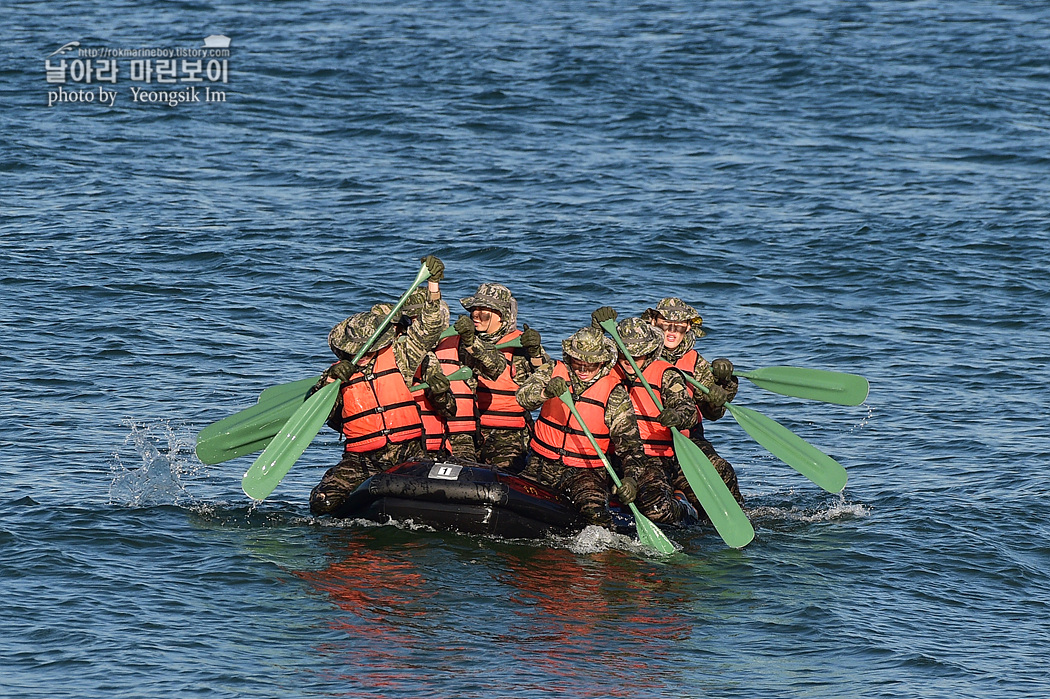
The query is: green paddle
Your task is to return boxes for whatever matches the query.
[241,262,433,501]
[558,391,676,554]
[599,318,754,549]
[683,374,848,493]
[735,366,869,406]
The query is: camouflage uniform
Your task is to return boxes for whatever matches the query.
[612,317,697,524]
[516,327,646,527]
[459,283,550,473]
[644,297,743,507]
[310,296,448,515]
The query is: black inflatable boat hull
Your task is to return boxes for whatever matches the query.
[330,459,587,539]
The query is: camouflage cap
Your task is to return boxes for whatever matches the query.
[644,297,706,338]
[562,326,615,364]
[460,283,515,320]
[615,316,663,357]
[327,304,400,359]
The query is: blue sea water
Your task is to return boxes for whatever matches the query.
[2,1,1050,697]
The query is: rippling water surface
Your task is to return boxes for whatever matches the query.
[2,1,1049,697]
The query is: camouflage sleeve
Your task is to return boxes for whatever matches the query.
[458,337,506,380]
[606,385,648,479]
[419,352,457,418]
[395,296,448,381]
[510,351,543,386]
[662,369,698,430]
[515,361,556,411]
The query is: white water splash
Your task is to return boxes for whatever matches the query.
[565,524,649,555]
[849,403,875,433]
[748,492,871,524]
[108,419,203,507]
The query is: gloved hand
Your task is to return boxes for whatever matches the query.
[426,366,451,395]
[454,315,475,344]
[421,254,444,282]
[520,323,543,358]
[544,376,569,399]
[705,383,728,408]
[323,360,357,383]
[711,358,734,382]
[658,406,680,427]
[615,476,638,505]
[591,306,617,328]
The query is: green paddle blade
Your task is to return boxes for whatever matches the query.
[627,502,677,554]
[257,376,322,405]
[195,380,318,465]
[672,429,756,548]
[724,403,848,493]
[737,366,869,406]
[241,380,341,501]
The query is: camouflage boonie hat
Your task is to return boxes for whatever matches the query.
[562,326,614,364]
[644,297,706,338]
[616,317,663,357]
[460,283,515,320]
[327,304,400,359]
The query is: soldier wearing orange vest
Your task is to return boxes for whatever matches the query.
[643,297,743,505]
[404,297,481,460]
[309,255,449,516]
[516,326,646,527]
[454,283,548,473]
[598,310,699,524]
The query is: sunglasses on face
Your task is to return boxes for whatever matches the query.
[569,359,603,373]
[654,320,691,334]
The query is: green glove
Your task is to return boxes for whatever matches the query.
[421,254,444,282]
[591,306,617,328]
[323,360,357,383]
[711,358,734,382]
[426,365,451,395]
[454,315,476,344]
[544,376,569,399]
[658,406,680,427]
[520,323,542,358]
[615,476,638,504]
[705,383,728,408]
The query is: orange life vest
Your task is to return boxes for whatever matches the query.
[674,349,704,437]
[620,359,675,458]
[338,346,423,453]
[476,328,528,429]
[531,362,619,469]
[412,335,479,452]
